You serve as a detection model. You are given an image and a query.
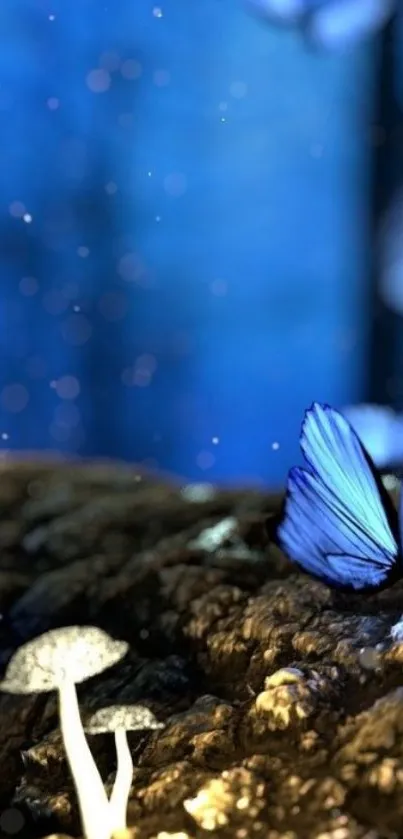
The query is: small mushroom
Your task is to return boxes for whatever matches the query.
[86,704,164,831]
[0,626,128,839]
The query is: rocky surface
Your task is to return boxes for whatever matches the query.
[0,458,402,839]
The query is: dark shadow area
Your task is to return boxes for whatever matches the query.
[368,13,403,408]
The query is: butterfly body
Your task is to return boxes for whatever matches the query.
[272,403,403,592]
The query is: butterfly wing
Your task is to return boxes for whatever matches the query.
[277,403,400,591]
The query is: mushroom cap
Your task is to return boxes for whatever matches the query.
[0,626,128,694]
[86,704,164,734]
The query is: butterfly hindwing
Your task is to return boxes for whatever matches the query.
[277,403,400,591]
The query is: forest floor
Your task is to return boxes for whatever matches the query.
[0,457,402,839]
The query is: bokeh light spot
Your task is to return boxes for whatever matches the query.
[9,201,25,218]
[19,276,38,297]
[196,451,215,470]
[229,81,248,99]
[0,807,25,835]
[1,384,29,413]
[153,69,170,87]
[55,375,80,400]
[86,68,111,93]
[121,59,142,80]
[163,172,188,197]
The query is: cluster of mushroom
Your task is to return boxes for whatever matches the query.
[0,626,164,839]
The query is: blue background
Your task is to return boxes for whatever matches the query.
[0,0,379,486]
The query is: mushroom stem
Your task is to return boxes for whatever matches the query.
[109,729,133,830]
[58,680,111,839]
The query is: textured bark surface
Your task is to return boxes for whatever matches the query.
[0,459,402,839]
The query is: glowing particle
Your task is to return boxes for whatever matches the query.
[73,305,81,312]
[272,441,280,450]
[1,433,9,440]
[86,68,111,93]
[48,14,56,20]
[23,213,32,223]
[153,6,163,16]
[147,171,152,177]
[212,437,219,445]
[155,215,161,222]
[220,117,226,123]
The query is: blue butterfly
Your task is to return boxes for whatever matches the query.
[274,402,402,591]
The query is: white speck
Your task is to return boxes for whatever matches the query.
[1,433,9,440]
[153,6,163,16]
[49,14,56,20]
[272,441,280,450]
[220,117,226,123]
[147,171,152,177]
[155,215,161,222]
[212,437,219,445]
[23,213,32,224]
[73,305,81,312]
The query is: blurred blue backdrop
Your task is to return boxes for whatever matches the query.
[0,0,389,486]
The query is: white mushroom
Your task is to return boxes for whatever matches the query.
[0,626,128,839]
[86,704,164,831]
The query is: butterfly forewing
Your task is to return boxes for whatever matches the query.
[277,403,400,591]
